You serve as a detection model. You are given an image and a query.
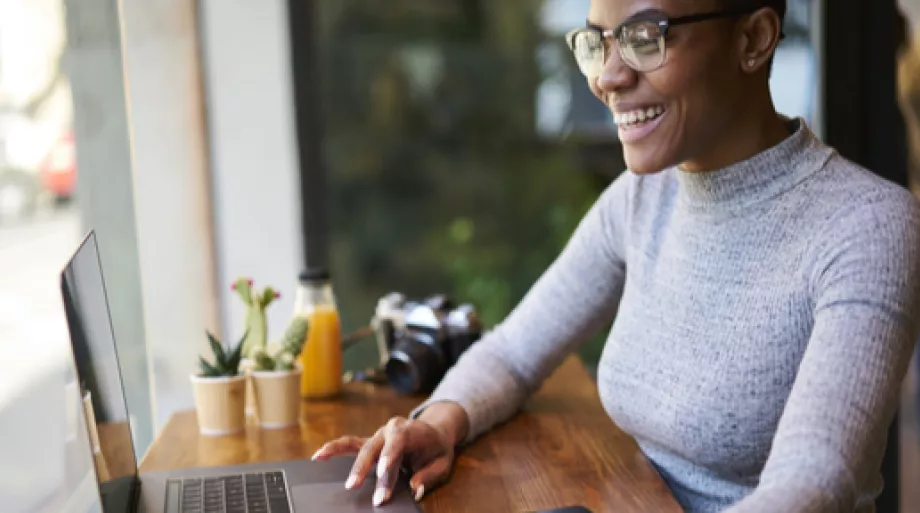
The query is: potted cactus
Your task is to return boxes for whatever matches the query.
[231,277,280,415]
[231,277,281,359]
[190,329,247,435]
[249,316,309,428]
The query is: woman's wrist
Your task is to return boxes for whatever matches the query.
[417,401,469,447]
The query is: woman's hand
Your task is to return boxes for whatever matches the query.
[311,403,468,506]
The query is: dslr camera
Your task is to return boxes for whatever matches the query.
[371,292,483,395]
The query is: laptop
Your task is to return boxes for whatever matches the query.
[60,230,421,512]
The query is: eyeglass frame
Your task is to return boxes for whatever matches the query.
[564,6,785,73]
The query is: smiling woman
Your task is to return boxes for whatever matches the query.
[575,0,790,174]
[313,1,920,513]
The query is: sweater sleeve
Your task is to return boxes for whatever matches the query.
[410,171,632,444]
[724,191,920,513]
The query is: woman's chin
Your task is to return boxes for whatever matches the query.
[622,148,672,175]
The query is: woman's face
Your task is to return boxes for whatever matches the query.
[586,0,753,174]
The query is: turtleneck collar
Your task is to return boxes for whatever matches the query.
[673,118,833,213]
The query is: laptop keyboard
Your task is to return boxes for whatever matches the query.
[172,471,290,513]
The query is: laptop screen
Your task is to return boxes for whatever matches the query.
[61,231,139,510]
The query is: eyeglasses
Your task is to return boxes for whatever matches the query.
[565,7,769,75]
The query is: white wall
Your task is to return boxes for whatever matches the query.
[198,0,304,344]
[117,0,222,430]
[106,0,303,431]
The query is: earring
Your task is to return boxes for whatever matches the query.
[748,59,756,67]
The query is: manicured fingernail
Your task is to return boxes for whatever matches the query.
[311,449,323,460]
[414,484,425,502]
[377,456,388,478]
[373,487,387,506]
[345,474,357,489]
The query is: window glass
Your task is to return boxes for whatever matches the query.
[0,2,152,506]
[317,1,618,369]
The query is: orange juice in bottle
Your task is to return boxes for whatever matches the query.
[294,268,342,398]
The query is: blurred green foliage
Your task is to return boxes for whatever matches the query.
[316,1,618,371]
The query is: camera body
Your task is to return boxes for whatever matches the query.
[372,292,483,395]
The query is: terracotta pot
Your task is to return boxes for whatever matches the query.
[251,367,303,429]
[190,374,247,435]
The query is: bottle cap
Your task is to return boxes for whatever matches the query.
[299,267,330,283]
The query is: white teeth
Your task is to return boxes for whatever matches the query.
[615,105,666,127]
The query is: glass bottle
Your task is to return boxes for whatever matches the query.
[293,267,342,398]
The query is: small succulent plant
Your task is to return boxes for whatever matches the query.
[252,316,309,371]
[279,316,309,355]
[231,277,281,359]
[198,329,248,377]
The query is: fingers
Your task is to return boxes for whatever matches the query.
[345,430,386,491]
[311,435,366,461]
[372,418,409,505]
[316,417,424,507]
[408,456,452,502]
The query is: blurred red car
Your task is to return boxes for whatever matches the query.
[39,131,76,202]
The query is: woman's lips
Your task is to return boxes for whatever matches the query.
[614,104,668,143]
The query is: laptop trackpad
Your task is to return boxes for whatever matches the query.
[290,481,417,512]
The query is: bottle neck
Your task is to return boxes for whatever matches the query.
[297,281,337,312]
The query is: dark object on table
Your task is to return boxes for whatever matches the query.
[372,292,483,395]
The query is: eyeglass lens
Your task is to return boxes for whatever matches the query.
[570,30,607,77]
[618,21,665,71]
[569,20,666,75]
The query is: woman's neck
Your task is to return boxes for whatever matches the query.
[679,95,791,174]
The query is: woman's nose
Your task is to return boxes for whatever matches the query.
[595,48,637,94]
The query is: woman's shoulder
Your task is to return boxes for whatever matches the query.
[803,151,920,285]
[809,150,920,227]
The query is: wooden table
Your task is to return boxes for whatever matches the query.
[140,356,681,513]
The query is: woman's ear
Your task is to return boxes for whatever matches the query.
[737,7,783,73]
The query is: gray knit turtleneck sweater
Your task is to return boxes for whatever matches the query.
[412,118,920,512]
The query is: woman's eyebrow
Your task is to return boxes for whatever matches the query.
[586,8,665,30]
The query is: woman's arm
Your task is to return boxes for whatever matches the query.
[411,171,633,445]
[725,191,920,513]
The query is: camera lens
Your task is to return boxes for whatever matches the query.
[385,331,447,395]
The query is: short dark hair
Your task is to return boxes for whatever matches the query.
[729,0,787,26]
